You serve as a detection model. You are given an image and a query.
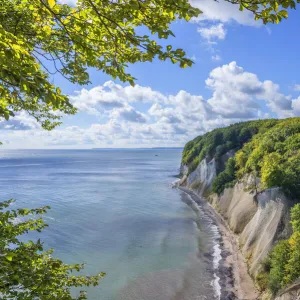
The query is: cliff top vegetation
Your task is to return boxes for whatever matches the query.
[182,117,300,199]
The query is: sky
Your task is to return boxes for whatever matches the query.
[2,1,300,149]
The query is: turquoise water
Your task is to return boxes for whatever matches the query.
[0,149,220,299]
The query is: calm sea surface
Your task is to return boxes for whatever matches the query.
[0,149,221,300]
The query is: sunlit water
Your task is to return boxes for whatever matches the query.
[0,149,221,300]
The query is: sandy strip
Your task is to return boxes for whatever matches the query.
[178,187,260,300]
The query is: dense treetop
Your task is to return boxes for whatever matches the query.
[182,118,300,199]
[182,119,278,171]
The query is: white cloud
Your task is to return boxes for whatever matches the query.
[1,62,299,148]
[206,61,294,119]
[190,0,259,26]
[60,0,257,26]
[292,97,300,114]
[197,23,226,42]
[70,81,166,116]
[111,105,148,123]
[260,81,292,116]
[0,112,40,130]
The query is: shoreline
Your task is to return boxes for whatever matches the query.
[178,186,260,300]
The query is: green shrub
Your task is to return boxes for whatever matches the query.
[264,204,300,295]
[188,157,200,174]
[212,157,236,195]
[283,232,300,285]
[268,240,291,294]
[291,204,300,232]
[256,272,269,291]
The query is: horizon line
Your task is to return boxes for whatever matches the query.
[0,147,184,150]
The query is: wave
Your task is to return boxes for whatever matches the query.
[211,227,222,300]
[179,190,222,300]
[0,163,43,168]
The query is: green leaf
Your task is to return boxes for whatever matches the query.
[5,254,13,261]
[48,0,55,8]
[180,61,188,68]
[280,10,288,18]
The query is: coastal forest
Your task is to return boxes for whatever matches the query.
[1,0,300,299]
[182,117,300,296]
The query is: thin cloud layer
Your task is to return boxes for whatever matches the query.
[197,24,226,42]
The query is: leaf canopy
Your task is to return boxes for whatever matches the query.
[0,0,298,129]
[0,200,105,299]
[0,0,201,129]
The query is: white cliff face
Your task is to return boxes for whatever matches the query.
[183,151,235,196]
[210,178,257,234]
[186,158,217,195]
[240,188,293,275]
[210,184,293,277]
[181,154,293,278]
[180,164,189,176]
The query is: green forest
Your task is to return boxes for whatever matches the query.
[182,117,300,295]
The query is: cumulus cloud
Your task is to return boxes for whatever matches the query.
[190,0,259,26]
[197,24,226,42]
[206,62,261,118]
[206,61,294,119]
[0,112,40,130]
[112,106,147,123]
[70,81,166,117]
[1,62,299,148]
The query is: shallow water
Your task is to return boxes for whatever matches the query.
[0,149,220,300]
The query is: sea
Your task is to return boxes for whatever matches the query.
[0,149,222,300]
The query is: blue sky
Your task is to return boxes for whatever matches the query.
[2,1,300,148]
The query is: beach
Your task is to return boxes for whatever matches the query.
[178,187,260,300]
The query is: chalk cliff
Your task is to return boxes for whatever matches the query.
[179,153,300,299]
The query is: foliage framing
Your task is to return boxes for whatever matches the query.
[0,200,105,299]
[0,0,201,129]
[0,0,297,129]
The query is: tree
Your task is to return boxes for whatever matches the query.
[0,0,297,130]
[212,157,237,195]
[268,240,291,294]
[291,203,300,233]
[0,199,105,299]
[0,0,200,129]
[227,0,291,24]
[261,152,283,189]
